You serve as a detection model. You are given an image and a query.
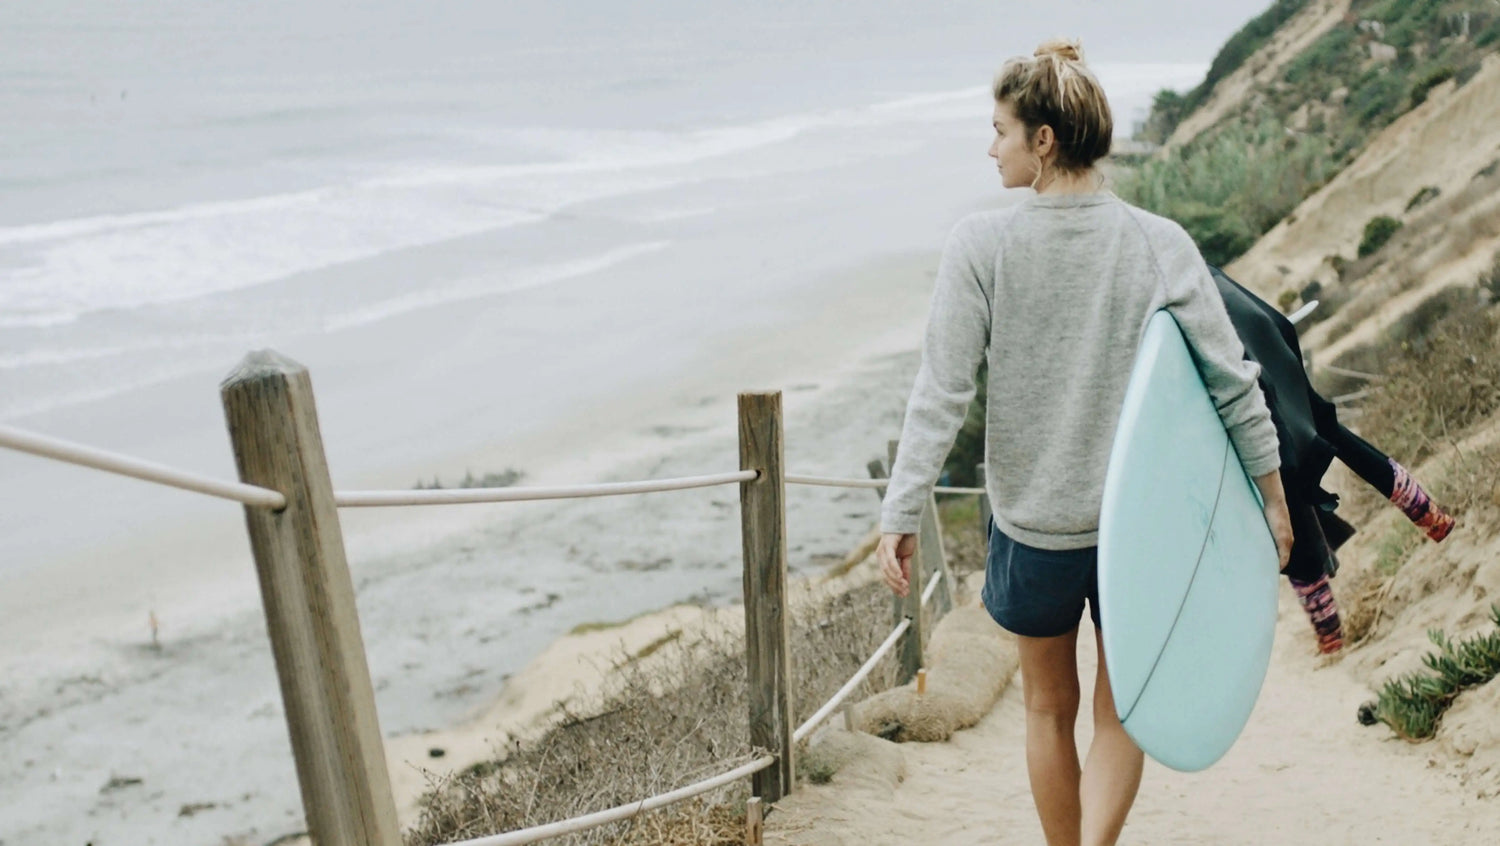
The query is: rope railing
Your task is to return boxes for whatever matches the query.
[786,473,984,496]
[470,563,945,844]
[334,470,759,507]
[6,385,973,846]
[792,569,942,744]
[920,568,943,606]
[786,473,886,490]
[0,422,987,510]
[794,617,911,744]
[443,755,777,846]
[0,423,286,509]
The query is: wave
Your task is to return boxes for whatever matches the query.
[0,359,223,422]
[324,240,672,331]
[0,65,1204,327]
[0,333,262,371]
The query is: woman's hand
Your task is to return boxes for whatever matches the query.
[1253,470,1294,572]
[1263,501,1294,572]
[878,533,918,596]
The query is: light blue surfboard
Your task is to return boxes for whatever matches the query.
[1097,310,1278,772]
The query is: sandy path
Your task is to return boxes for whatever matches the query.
[769,586,1500,845]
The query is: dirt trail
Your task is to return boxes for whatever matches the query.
[767,586,1500,845]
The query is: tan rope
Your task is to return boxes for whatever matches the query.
[786,473,983,495]
[335,470,758,507]
[793,615,913,743]
[0,423,285,509]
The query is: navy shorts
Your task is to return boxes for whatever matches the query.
[980,515,1101,638]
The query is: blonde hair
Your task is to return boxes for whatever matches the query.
[992,39,1113,176]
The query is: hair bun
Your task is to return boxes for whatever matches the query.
[1034,39,1084,63]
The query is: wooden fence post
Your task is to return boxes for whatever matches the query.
[885,440,924,683]
[221,351,401,846]
[745,797,765,846]
[975,463,992,536]
[918,493,954,617]
[738,391,794,803]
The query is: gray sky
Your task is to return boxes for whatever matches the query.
[993,0,1284,63]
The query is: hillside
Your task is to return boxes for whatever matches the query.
[1135,0,1500,804]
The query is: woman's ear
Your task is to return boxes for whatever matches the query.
[1032,124,1055,158]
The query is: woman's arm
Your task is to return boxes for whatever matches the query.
[879,215,995,536]
[1253,469,1294,572]
[1156,222,1282,480]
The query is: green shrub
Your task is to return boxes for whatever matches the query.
[1283,25,1357,84]
[1405,185,1441,212]
[1203,0,1309,88]
[1477,14,1500,48]
[1138,88,1190,144]
[1171,201,1259,266]
[1117,118,1336,265]
[1481,252,1500,304]
[1369,0,1445,51]
[1348,68,1410,128]
[1141,0,1310,140]
[1374,522,1423,575]
[1358,215,1403,257]
[1364,606,1500,740]
[941,358,987,488]
[414,468,524,490]
[1409,66,1455,107]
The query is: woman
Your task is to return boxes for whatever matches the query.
[876,40,1295,846]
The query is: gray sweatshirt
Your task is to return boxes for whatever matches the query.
[879,191,1281,550]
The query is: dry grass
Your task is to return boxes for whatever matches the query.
[1329,281,1500,645]
[1350,296,1500,468]
[1339,433,1500,648]
[1331,290,1500,520]
[400,486,995,845]
[403,577,907,846]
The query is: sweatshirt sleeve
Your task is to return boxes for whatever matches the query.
[879,215,994,534]
[1157,222,1282,478]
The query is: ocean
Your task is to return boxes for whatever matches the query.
[0,0,1228,420]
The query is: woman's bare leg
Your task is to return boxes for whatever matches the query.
[1080,626,1144,846]
[1017,626,1083,846]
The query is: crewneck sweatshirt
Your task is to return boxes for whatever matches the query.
[879,191,1282,550]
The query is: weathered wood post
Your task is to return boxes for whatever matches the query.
[975,463,992,536]
[918,491,954,617]
[738,391,794,802]
[885,440,924,683]
[221,351,401,846]
[745,797,765,846]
